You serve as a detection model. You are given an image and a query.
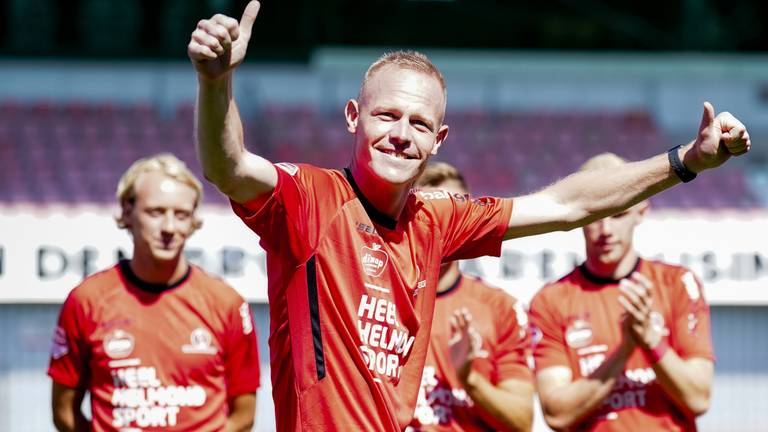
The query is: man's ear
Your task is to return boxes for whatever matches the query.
[430,124,450,155]
[345,99,360,134]
[117,202,134,229]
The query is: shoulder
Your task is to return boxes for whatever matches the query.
[188,265,247,307]
[530,268,580,311]
[463,275,520,307]
[641,259,702,300]
[67,264,122,303]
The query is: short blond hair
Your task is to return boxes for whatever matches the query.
[578,152,628,172]
[416,161,468,192]
[360,50,447,100]
[115,153,203,230]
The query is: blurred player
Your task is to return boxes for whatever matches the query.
[187,2,748,430]
[48,154,261,432]
[409,162,533,432]
[529,153,714,431]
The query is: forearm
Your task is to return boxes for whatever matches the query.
[547,149,682,230]
[651,352,712,416]
[540,344,633,430]
[225,416,254,432]
[463,372,532,432]
[224,393,256,432]
[196,74,245,188]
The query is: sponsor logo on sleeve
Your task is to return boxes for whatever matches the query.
[104,329,135,359]
[682,271,701,301]
[275,162,299,176]
[361,243,389,277]
[239,303,254,335]
[181,327,218,355]
[51,326,69,359]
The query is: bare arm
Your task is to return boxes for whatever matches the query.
[189,1,277,204]
[652,354,713,416]
[51,382,89,432]
[536,338,634,431]
[225,392,257,432]
[462,373,534,432]
[505,102,751,240]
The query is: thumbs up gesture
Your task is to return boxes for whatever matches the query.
[187,1,261,81]
[685,101,751,172]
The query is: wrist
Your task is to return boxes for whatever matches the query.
[643,338,670,364]
[668,144,699,182]
[680,142,707,174]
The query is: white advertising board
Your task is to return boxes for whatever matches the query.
[1,206,766,304]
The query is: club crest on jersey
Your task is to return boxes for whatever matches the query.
[182,327,218,355]
[565,319,593,348]
[103,329,135,359]
[361,243,389,277]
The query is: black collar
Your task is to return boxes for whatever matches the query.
[343,167,398,230]
[436,273,463,298]
[579,258,641,285]
[118,259,191,293]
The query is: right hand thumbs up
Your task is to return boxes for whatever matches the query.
[187,1,261,81]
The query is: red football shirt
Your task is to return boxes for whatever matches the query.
[410,274,532,432]
[231,164,512,431]
[48,261,261,431]
[529,259,714,431]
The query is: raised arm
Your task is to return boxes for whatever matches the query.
[505,102,751,239]
[188,1,277,204]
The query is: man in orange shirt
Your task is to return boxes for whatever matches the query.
[188,2,747,430]
[48,154,261,431]
[409,162,533,432]
[529,153,714,431]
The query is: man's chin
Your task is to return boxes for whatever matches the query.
[371,163,421,186]
[150,249,182,263]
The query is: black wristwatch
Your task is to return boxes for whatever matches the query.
[667,145,697,183]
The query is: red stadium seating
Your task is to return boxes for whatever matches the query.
[0,101,758,208]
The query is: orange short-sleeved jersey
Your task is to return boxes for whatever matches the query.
[48,261,261,431]
[232,164,512,431]
[529,259,713,431]
[410,275,532,432]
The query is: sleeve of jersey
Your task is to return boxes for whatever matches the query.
[223,301,261,397]
[494,297,533,383]
[47,293,88,389]
[529,290,570,372]
[430,194,513,262]
[669,270,715,361]
[229,163,316,261]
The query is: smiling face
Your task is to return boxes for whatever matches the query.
[346,64,449,187]
[122,171,198,263]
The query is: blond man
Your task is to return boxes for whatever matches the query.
[48,154,261,431]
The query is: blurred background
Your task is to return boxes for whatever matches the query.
[1,0,767,430]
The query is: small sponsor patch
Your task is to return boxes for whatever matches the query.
[50,326,69,359]
[276,162,299,176]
